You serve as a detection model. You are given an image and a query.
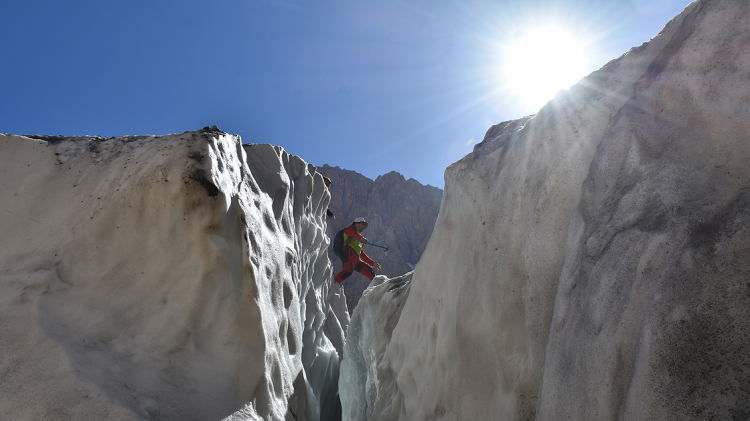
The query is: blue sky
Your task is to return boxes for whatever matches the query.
[1,0,691,188]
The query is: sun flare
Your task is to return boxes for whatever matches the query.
[501,25,590,111]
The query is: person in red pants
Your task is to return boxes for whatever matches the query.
[335,217,381,283]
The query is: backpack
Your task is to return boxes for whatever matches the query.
[332,228,347,257]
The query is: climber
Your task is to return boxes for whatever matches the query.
[334,217,381,283]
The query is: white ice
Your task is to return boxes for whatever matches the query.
[337,1,750,419]
[339,273,410,421]
[0,131,347,420]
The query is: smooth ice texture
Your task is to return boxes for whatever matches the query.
[339,273,411,421]
[0,130,347,420]
[342,0,750,419]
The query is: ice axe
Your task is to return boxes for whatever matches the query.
[355,238,389,256]
[367,242,389,256]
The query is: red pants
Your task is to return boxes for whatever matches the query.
[335,247,375,283]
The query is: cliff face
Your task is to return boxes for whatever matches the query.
[341,0,750,419]
[318,165,442,312]
[0,130,347,421]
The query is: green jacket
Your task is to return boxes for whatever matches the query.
[343,224,364,255]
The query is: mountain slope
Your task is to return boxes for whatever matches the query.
[318,165,442,313]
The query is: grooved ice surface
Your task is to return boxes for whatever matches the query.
[0,130,347,420]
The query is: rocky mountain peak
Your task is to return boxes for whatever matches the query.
[318,164,442,312]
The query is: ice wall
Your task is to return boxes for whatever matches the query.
[0,129,347,420]
[342,0,750,419]
[339,273,411,421]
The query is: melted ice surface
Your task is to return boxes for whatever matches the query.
[0,131,348,420]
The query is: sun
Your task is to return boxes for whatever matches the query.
[500,25,590,111]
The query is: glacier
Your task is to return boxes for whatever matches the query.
[339,0,750,419]
[4,0,750,419]
[339,273,410,421]
[0,129,347,420]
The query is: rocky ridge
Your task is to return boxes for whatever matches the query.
[318,164,442,313]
